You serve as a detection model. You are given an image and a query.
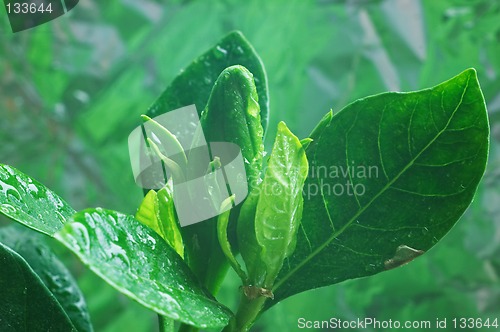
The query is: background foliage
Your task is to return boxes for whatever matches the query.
[1,0,499,331]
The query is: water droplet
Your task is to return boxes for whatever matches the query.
[0,203,16,214]
[70,222,91,254]
[108,243,131,269]
[55,211,66,223]
[27,183,38,194]
[365,263,377,272]
[0,181,21,200]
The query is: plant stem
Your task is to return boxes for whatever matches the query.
[224,295,267,332]
[158,315,175,332]
[177,323,199,332]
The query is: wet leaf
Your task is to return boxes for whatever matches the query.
[54,208,232,329]
[182,65,264,294]
[146,30,269,134]
[217,195,247,281]
[201,65,264,190]
[136,182,184,257]
[270,69,489,304]
[240,122,308,289]
[0,226,93,331]
[0,242,76,332]
[0,164,75,236]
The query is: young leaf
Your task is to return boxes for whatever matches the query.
[182,64,265,294]
[136,181,184,257]
[0,226,93,332]
[54,208,232,329]
[270,69,489,304]
[146,30,269,134]
[201,65,265,190]
[241,122,309,289]
[0,164,75,236]
[217,195,247,282]
[0,242,77,332]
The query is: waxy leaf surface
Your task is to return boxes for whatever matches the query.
[55,208,232,329]
[251,122,308,288]
[146,30,269,134]
[0,164,75,236]
[0,226,93,331]
[270,69,489,304]
[0,242,76,331]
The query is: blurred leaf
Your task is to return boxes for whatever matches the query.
[0,226,93,332]
[0,241,76,331]
[0,164,75,236]
[270,69,489,304]
[54,208,232,329]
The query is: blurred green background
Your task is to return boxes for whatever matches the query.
[1,0,499,331]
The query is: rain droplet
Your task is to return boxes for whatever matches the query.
[70,222,91,254]
[0,203,16,214]
[108,243,131,269]
[27,184,38,194]
[0,181,21,200]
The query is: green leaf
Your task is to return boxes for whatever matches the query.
[54,208,232,329]
[136,183,184,257]
[271,69,489,304]
[240,122,309,289]
[0,242,77,332]
[217,194,247,281]
[0,164,75,236]
[182,64,265,294]
[146,30,269,135]
[201,65,264,191]
[0,226,93,332]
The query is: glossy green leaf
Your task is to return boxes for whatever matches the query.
[146,30,269,134]
[201,65,264,190]
[136,182,184,257]
[182,64,264,294]
[217,195,247,281]
[54,208,232,329]
[247,122,308,289]
[0,242,77,332]
[0,226,93,331]
[271,68,489,304]
[0,164,75,236]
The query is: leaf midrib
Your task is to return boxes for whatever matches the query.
[273,74,471,292]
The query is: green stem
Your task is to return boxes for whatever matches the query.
[224,295,267,332]
[177,323,199,332]
[158,315,175,332]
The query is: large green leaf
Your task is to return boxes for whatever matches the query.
[0,226,93,331]
[146,30,270,134]
[54,208,232,329]
[270,69,489,303]
[0,164,75,236]
[0,241,76,331]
